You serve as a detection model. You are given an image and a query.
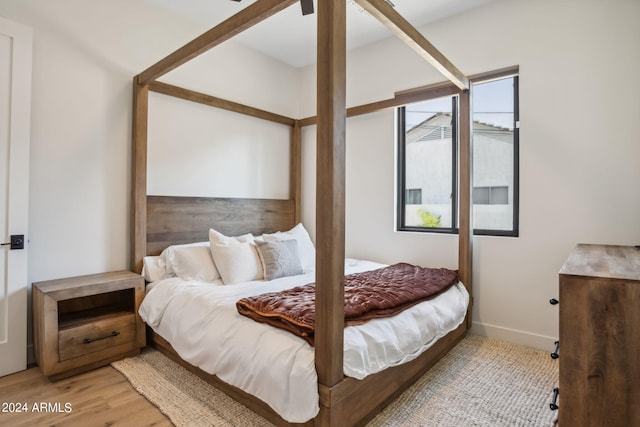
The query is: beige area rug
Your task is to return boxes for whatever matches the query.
[112,334,559,426]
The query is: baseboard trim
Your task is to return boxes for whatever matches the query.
[471,321,557,352]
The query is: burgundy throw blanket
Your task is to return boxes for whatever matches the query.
[236,263,458,345]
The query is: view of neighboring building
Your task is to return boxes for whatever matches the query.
[404,112,515,231]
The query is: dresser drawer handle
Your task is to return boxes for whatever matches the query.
[83,331,120,344]
[550,341,559,359]
[549,387,559,411]
[549,298,559,305]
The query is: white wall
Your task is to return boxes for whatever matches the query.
[300,0,640,350]
[0,0,299,361]
[1,0,638,361]
[148,92,291,199]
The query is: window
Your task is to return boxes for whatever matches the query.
[405,189,422,204]
[397,73,519,236]
[397,97,456,231]
[473,186,508,205]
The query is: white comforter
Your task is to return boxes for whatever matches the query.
[139,259,469,423]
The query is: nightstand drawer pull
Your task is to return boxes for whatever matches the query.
[83,331,120,344]
[550,340,559,359]
[549,298,559,305]
[549,387,559,411]
[58,313,136,361]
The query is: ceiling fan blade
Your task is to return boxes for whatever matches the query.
[300,0,314,15]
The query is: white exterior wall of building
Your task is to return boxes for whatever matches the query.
[473,129,514,230]
[404,126,514,231]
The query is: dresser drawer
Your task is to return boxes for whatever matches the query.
[58,313,137,361]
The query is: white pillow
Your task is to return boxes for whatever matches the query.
[141,256,166,282]
[208,228,263,284]
[211,240,263,285]
[208,228,254,246]
[263,223,315,272]
[160,241,220,282]
[170,245,219,281]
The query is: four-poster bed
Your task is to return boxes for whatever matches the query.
[131,0,473,425]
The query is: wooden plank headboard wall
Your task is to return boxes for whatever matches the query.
[146,196,296,256]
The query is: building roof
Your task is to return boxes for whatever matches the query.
[407,112,513,144]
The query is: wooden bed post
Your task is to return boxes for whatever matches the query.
[291,121,302,224]
[315,0,346,424]
[458,89,473,327]
[131,76,149,273]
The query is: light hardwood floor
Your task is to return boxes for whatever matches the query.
[0,365,172,426]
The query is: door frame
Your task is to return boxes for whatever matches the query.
[0,15,32,377]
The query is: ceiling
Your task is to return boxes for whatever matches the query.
[144,0,495,68]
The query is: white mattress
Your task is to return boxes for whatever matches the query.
[139,259,469,423]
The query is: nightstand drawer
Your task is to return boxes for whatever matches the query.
[58,313,137,361]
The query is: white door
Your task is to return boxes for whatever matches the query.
[0,16,32,377]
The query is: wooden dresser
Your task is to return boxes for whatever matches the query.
[558,244,640,426]
[33,271,146,381]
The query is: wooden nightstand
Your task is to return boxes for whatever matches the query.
[33,271,146,381]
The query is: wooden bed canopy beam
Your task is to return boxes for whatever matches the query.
[148,73,493,137]
[149,81,296,126]
[137,0,298,85]
[355,0,469,90]
[149,66,520,128]
[298,80,460,127]
[148,76,461,131]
